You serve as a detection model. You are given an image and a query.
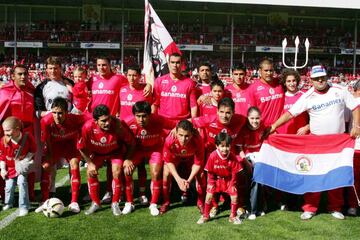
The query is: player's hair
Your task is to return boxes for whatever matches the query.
[96,56,111,64]
[247,106,261,117]
[132,101,151,115]
[218,97,235,112]
[281,69,300,88]
[73,66,87,75]
[93,104,110,120]
[126,65,141,75]
[215,132,232,146]
[46,56,62,67]
[259,58,273,69]
[210,79,224,90]
[232,63,246,72]
[354,79,360,91]
[169,52,182,60]
[11,64,28,74]
[2,116,22,130]
[51,97,68,112]
[197,62,212,71]
[176,120,195,133]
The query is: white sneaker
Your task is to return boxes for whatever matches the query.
[35,203,45,213]
[18,208,28,217]
[229,216,242,225]
[122,202,135,215]
[149,203,159,216]
[2,205,12,211]
[347,208,357,216]
[248,214,256,220]
[260,211,265,216]
[111,202,122,216]
[101,192,112,204]
[331,211,345,220]
[300,211,315,220]
[197,216,208,224]
[85,202,100,215]
[280,204,287,211]
[209,207,219,218]
[139,195,149,206]
[68,202,81,213]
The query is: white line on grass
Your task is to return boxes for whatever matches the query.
[0,167,85,231]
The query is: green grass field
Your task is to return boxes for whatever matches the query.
[1,167,360,240]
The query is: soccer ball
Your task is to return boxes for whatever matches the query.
[42,198,65,218]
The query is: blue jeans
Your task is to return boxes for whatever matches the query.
[5,174,29,209]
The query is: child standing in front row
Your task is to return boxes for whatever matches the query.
[0,117,36,216]
[235,106,266,220]
[197,132,242,225]
[71,67,90,114]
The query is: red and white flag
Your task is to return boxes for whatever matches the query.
[143,0,181,86]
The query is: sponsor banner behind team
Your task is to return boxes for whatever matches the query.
[256,46,296,53]
[341,49,360,55]
[178,44,213,51]
[4,41,43,48]
[80,42,120,49]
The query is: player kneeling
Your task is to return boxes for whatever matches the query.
[197,132,242,225]
[78,105,135,216]
[124,101,177,216]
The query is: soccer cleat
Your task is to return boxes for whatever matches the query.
[197,216,209,224]
[35,203,45,213]
[85,202,100,215]
[300,211,315,220]
[159,203,169,215]
[248,214,256,220]
[347,208,357,216]
[101,192,112,204]
[331,211,345,220]
[209,207,219,218]
[111,202,122,216]
[139,195,149,206]
[229,216,242,225]
[122,202,135,215]
[68,202,81,213]
[18,208,29,217]
[2,205,12,211]
[236,207,248,219]
[149,203,160,216]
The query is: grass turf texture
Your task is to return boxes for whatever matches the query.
[1,167,360,240]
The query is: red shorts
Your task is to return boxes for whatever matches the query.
[91,155,123,168]
[51,142,81,163]
[206,178,237,196]
[132,151,162,166]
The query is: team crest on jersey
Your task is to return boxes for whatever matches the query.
[257,86,264,91]
[141,129,147,136]
[181,149,187,155]
[295,155,312,173]
[98,82,104,89]
[236,93,241,98]
[171,85,177,92]
[269,88,275,95]
[100,137,107,143]
[127,94,133,101]
[221,128,227,133]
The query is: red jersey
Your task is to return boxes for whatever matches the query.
[0,81,34,129]
[72,81,89,112]
[0,133,36,178]
[195,82,212,98]
[205,150,242,178]
[247,79,284,127]
[163,134,204,166]
[234,123,266,155]
[77,118,135,156]
[88,73,127,115]
[225,83,250,117]
[119,84,152,122]
[126,115,177,151]
[199,100,218,117]
[41,113,85,145]
[277,91,309,134]
[153,74,197,120]
[192,114,246,152]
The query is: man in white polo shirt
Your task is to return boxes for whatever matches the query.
[270,65,360,220]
